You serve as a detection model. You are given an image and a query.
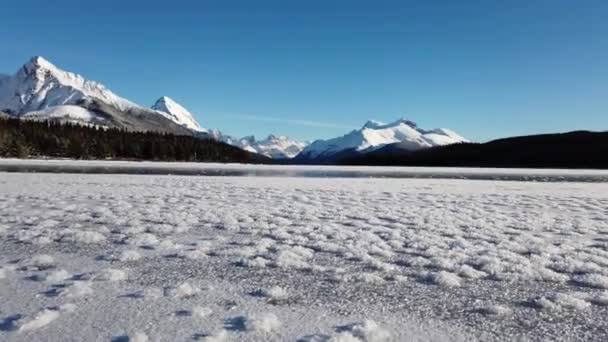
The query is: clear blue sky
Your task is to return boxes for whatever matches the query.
[1,0,607,142]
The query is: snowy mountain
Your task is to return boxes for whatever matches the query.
[0,57,464,161]
[0,57,196,135]
[0,56,137,114]
[207,131,308,159]
[0,56,305,158]
[296,118,467,161]
[151,96,204,132]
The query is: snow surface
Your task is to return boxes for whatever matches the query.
[1,167,608,341]
[1,158,608,181]
[19,105,100,124]
[151,96,204,132]
[299,118,468,159]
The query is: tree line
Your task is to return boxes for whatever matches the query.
[0,117,268,163]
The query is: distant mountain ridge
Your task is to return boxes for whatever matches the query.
[339,130,608,169]
[0,57,194,135]
[0,56,307,159]
[294,118,467,162]
[215,133,309,159]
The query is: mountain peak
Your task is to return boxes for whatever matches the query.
[151,96,203,131]
[362,120,384,129]
[266,134,286,141]
[24,56,57,73]
[153,96,175,107]
[387,117,417,128]
[362,118,417,130]
[297,117,466,160]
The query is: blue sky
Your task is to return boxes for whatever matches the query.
[1,0,607,142]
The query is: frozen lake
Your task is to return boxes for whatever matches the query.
[1,161,608,341]
[1,159,608,182]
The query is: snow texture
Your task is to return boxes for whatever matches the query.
[1,165,608,341]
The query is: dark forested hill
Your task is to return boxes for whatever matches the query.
[0,117,269,163]
[338,131,608,169]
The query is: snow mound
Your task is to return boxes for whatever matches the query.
[574,274,608,289]
[18,308,61,332]
[476,304,512,317]
[45,269,71,283]
[424,271,462,288]
[95,268,128,281]
[257,286,289,302]
[118,250,142,262]
[246,313,282,333]
[65,281,94,298]
[332,320,392,342]
[531,293,591,311]
[28,254,55,269]
[166,282,201,298]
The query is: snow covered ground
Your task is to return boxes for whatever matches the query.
[1,168,608,341]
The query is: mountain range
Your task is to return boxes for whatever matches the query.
[0,57,467,160]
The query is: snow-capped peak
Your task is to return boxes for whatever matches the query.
[0,55,138,115]
[25,56,56,73]
[297,118,468,160]
[151,96,204,131]
[246,134,310,159]
[208,130,309,159]
[362,120,384,129]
